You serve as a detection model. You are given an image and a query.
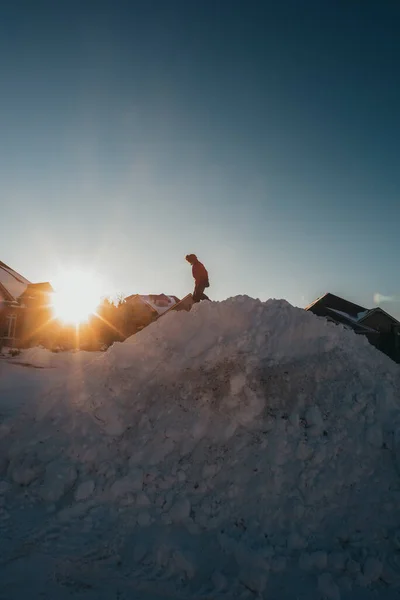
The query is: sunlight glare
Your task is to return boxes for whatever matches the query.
[51,269,102,325]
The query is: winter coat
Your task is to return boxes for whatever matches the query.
[192,261,209,286]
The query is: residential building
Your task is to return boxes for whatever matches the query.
[124,294,180,330]
[306,293,400,363]
[0,261,53,348]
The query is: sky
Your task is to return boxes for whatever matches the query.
[1,0,399,315]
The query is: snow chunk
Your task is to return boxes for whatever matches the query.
[40,461,77,502]
[328,552,348,572]
[366,425,383,448]
[287,533,307,550]
[137,511,152,527]
[239,566,268,595]
[0,481,10,495]
[74,480,95,502]
[169,496,191,523]
[311,551,328,570]
[318,573,341,600]
[110,469,143,499]
[11,463,40,486]
[363,557,383,583]
[135,492,151,507]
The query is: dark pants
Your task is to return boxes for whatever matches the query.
[193,282,210,303]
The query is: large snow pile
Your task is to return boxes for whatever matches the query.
[1,297,400,599]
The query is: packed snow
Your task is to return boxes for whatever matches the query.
[1,296,400,599]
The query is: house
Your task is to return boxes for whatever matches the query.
[122,293,195,335]
[18,282,54,347]
[0,261,29,347]
[159,294,194,317]
[0,261,53,348]
[306,293,400,363]
[124,294,181,330]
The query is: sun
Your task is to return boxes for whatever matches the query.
[51,269,102,325]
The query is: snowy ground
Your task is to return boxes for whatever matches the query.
[1,297,400,599]
[0,348,102,421]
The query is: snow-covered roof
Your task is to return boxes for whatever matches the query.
[0,261,30,302]
[327,306,400,328]
[307,294,400,329]
[305,292,367,316]
[356,310,369,320]
[358,306,400,325]
[158,294,194,318]
[327,308,358,322]
[125,294,180,316]
[326,308,377,333]
[140,295,178,315]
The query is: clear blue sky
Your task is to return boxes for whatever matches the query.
[1,1,399,315]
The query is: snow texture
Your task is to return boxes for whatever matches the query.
[0,296,400,600]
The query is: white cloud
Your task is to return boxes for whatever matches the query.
[373,292,396,304]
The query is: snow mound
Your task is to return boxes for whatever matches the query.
[1,297,400,599]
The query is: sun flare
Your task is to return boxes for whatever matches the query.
[51,269,102,325]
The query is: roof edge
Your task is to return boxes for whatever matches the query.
[0,281,16,302]
[358,306,400,325]
[304,292,329,311]
[305,292,367,314]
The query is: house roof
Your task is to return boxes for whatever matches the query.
[0,280,15,303]
[305,292,367,317]
[158,294,194,318]
[304,293,328,312]
[19,282,54,297]
[306,292,399,331]
[325,308,378,333]
[0,261,31,302]
[358,306,400,326]
[125,294,180,316]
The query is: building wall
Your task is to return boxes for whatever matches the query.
[360,311,397,334]
[307,299,398,363]
[16,288,54,348]
[0,305,20,347]
[125,297,158,328]
[20,306,54,348]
